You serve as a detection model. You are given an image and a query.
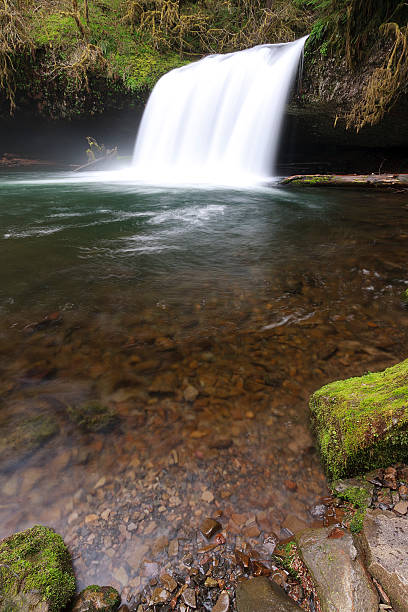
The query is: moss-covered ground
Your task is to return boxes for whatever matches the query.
[310,359,408,479]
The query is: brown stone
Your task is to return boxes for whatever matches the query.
[200,518,222,539]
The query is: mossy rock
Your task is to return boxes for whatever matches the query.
[66,402,117,433]
[310,359,408,479]
[72,585,121,611]
[0,414,59,471]
[0,525,75,611]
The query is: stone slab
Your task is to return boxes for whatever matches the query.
[296,527,378,612]
[356,509,408,612]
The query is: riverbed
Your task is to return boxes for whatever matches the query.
[1,171,407,597]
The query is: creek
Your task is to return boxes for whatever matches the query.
[1,173,408,591]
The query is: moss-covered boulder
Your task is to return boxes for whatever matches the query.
[310,359,408,479]
[72,585,121,611]
[0,525,75,611]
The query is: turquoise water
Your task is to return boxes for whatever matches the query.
[2,170,407,319]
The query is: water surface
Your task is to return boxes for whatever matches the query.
[1,171,408,595]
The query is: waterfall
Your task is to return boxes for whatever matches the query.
[132,36,307,186]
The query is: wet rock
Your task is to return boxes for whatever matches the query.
[150,586,170,605]
[200,518,222,539]
[394,501,408,515]
[161,574,177,592]
[356,509,408,611]
[0,525,75,612]
[73,585,121,611]
[235,550,251,571]
[212,590,230,612]
[295,527,378,612]
[236,576,301,611]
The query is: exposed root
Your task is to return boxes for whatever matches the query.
[122,0,310,55]
[346,23,408,131]
[55,42,109,91]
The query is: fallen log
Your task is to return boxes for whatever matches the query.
[281,173,408,190]
[73,148,119,172]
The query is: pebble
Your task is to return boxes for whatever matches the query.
[212,590,230,612]
[182,588,196,608]
[399,484,408,499]
[161,573,177,592]
[393,500,408,515]
[150,586,170,605]
[85,514,98,524]
[168,539,179,556]
[201,490,215,503]
[200,518,222,539]
[184,385,199,402]
[94,476,106,489]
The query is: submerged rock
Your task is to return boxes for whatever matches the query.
[295,527,378,612]
[356,509,408,612]
[72,585,121,611]
[66,401,117,432]
[310,358,408,479]
[0,525,75,611]
[200,518,222,539]
[236,576,301,611]
[0,413,59,470]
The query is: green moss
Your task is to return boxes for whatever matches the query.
[292,175,333,185]
[274,541,300,578]
[66,401,117,432]
[310,359,408,479]
[78,585,121,610]
[333,485,369,508]
[0,525,75,612]
[349,510,365,533]
[331,484,370,533]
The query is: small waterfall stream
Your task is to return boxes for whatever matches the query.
[132,36,307,185]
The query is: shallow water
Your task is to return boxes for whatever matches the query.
[1,171,408,596]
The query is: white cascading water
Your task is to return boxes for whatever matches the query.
[132,36,307,186]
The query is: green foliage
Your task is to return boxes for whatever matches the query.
[274,541,300,578]
[3,0,312,117]
[0,525,75,612]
